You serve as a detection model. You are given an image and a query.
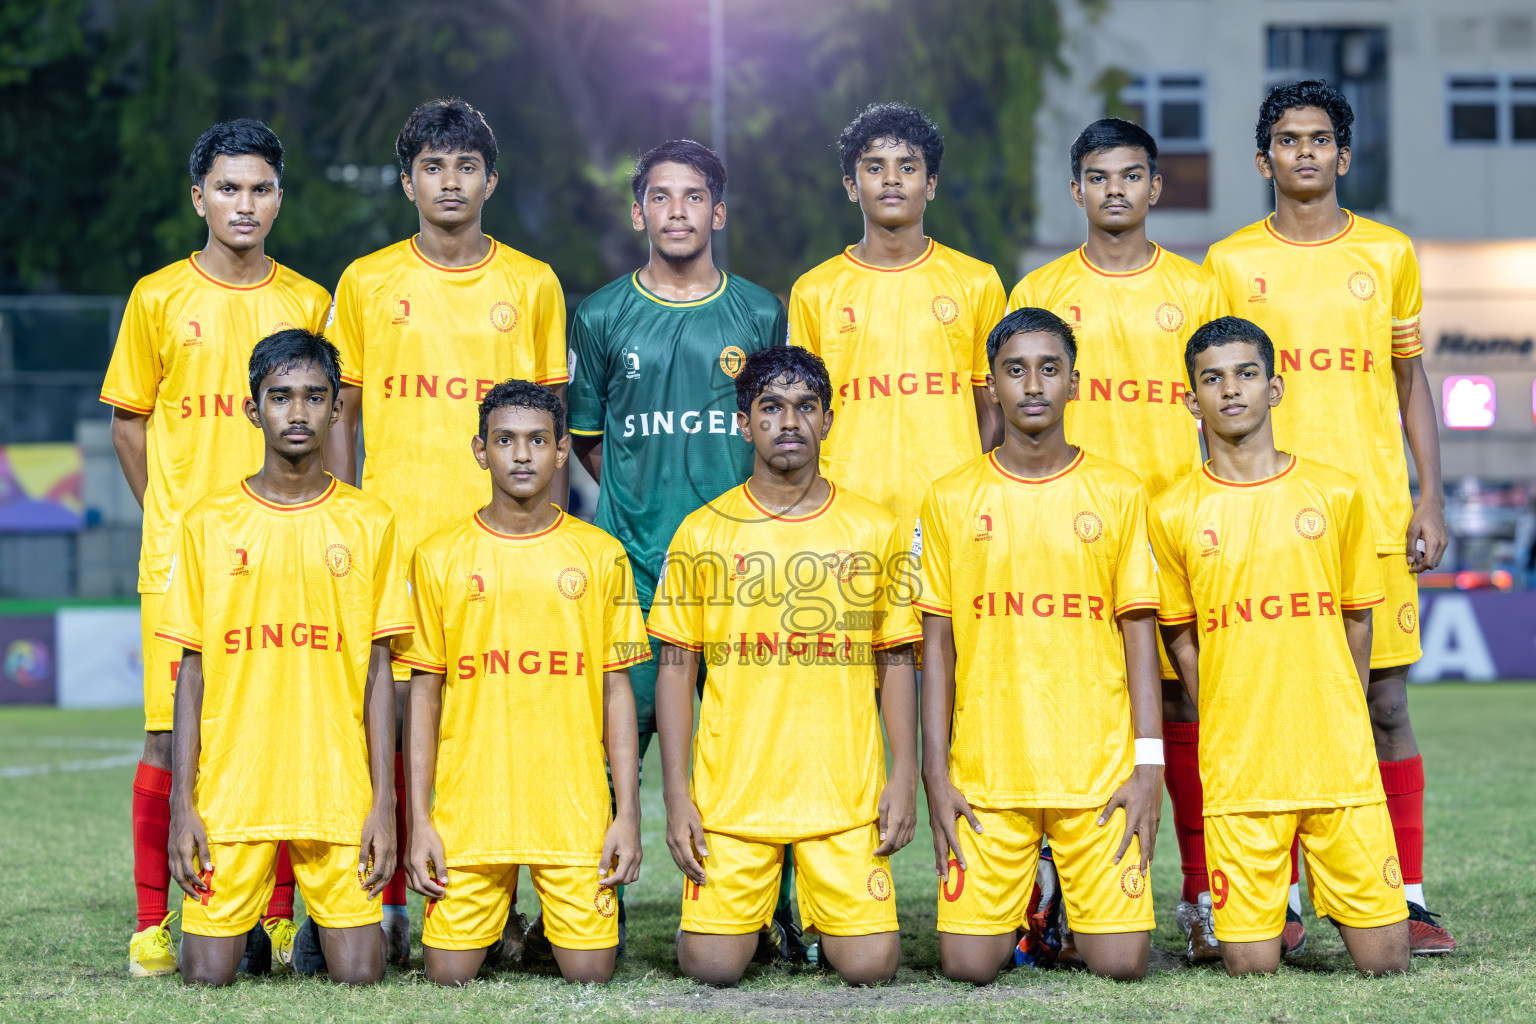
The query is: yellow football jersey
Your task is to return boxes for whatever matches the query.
[395,510,650,867]
[789,239,1007,531]
[157,476,413,843]
[1204,213,1423,553]
[1009,245,1220,499]
[329,236,568,554]
[100,255,331,593]
[917,450,1158,809]
[646,482,922,842]
[1149,456,1386,815]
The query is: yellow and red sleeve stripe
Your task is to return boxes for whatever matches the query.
[154,629,201,652]
[392,655,446,674]
[646,626,703,652]
[535,371,571,386]
[100,393,154,414]
[1115,598,1161,616]
[912,599,951,616]
[1156,610,1198,625]
[1340,594,1386,610]
[372,623,414,639]
[873,629,924,650]
[1391,318,1423,358]
[602,646,653,672]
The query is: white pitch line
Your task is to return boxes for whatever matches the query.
[0,753,141,778]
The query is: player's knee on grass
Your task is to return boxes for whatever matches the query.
[179,933,244,986]
[820,931,900,986]
[1220,937,1282,976]
[318,923,386,985]
[938,932,1014,985]
[1366,671,1413,738]
[1074,930,1151,981]
[1338,921,1410,976]
[423,946,490,986]
[551,944,617,984]
[678,931,757,987]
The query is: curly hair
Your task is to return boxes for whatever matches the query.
[837,102,944,180]
[478,379,565,440]
[735,347,833,415]
[632,139,727,206]
[1184,316,1275,385]
[189,119,283,187]
[248,329,341,400]
[396,97,498,174]
[1255,79,1353,151]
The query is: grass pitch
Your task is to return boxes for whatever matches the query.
[1,683,1532,1023]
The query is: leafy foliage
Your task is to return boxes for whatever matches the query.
[1,0,1071,296]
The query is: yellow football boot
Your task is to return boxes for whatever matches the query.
[128,912,178,978]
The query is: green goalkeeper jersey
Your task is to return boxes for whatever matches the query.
[568,269,786,608]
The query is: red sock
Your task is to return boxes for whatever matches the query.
[1165,720,1208,903]
[264,841,294,919]
[132,762,173,932]
[384,752,409,906]
[1289,833,1301,886]
[1380,755,1425,886]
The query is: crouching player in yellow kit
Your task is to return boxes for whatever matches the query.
[1150,317,1409,976]
[919,308,1162,983]
[163,330,411,985]
[649,347,921,987]
[398,380,650,985]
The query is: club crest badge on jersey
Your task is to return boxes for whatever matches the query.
[594,886,617,918]
[1397,602,1418,634]
[271,320,295,334]
[867,867,892,901]
[1119,864,1147,898]
[719,345,746,378]
[1154,302,1185,333]
[557,566,589,600]
[489,301,518,333]
[1294,507,1327,540]
[1348,270,1377,302]
[1074,510,1103,543]
[931,294,959,325]
[1382,855,1402,889]
[326,543,352,578]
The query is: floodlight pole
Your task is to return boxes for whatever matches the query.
[709,0,728,270]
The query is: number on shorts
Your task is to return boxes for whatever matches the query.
[1211,869,1229,910]
[942,857,965,902]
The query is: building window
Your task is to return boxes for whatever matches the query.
[1447,75,1536,145]
[1119,73,1210,210]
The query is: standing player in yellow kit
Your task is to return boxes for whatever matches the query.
[326,98,569,961]
[101,120,329,978]
[400,381,649,985]
[163,330,411,987]
[1205,81,1454,954]
[790,102,1007,533]
[1010,118,1222,963]
[1150,316,1408,976]
[920,308,1163,984]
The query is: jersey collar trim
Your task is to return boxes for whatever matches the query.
[987,448,1084,486]
[741,481,837,523]
[1076,244,1161,278]
[473,508,564,540]
[841,238,935,273]
[409,235,498,273]
[1262,211,1355,248]
[239,474,339,512]
[187,253,279,292]
[1201,453,1298,488]
[629,269,729,308]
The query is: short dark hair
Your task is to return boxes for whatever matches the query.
[189,119,283,188]
[1256,79,1354,152]
[1070,117,1158,179]
[396,97,498,174]
[632,140,727,207]
[1184,316,1276,384]
[478,379,565,440]
[986,307,1077,368]
[248,329,342,400]
[837,102,944,180]
[735,347,833,415]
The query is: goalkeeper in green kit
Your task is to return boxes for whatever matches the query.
[565,140,792,956]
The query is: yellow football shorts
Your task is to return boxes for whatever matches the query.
[681,822,898,938]
[1205,801,1408,943]
[181,839,380,937]
[937,806,1154,935]
[423,863,618,951]
[140,591,181,732]
[1372,553,1422,669]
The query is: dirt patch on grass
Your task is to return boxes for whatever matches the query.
[639,982,1070,1019]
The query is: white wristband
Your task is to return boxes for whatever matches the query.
[1134,738,1165,766]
